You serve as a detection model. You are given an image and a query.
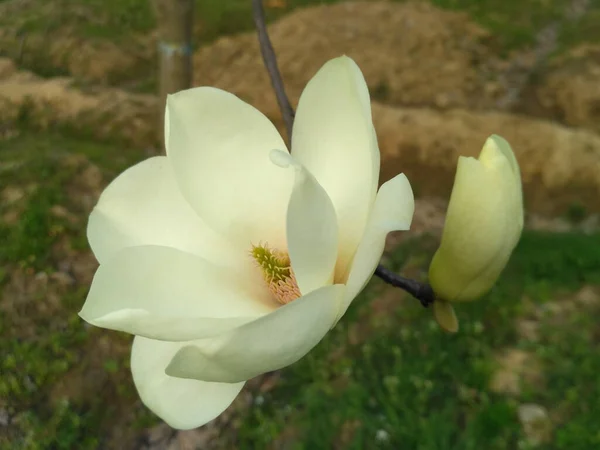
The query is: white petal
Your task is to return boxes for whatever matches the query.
[337,174,414,321]
[80,246,276,341]
[166,87,293,250]
[165,284,345,383]
[270,150,338,295]
[131,336,245,430]
[164,103,170,153]
[87,156,242,269]
[292,56,380,281]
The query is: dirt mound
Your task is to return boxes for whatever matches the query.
[527,44,600,134]
[194,1,499,111]
[0,58,159,148]
[2,58,599,216]
[373,103,600,214]
[3,0,598,138]
[0,0,153,85]
[2,1,497,106]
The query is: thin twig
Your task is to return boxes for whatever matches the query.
[374,265,435,308]
[251,0,435,307]
[251,0,295,143]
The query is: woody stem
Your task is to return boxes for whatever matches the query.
[251,0,435,307]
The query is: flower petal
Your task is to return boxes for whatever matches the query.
[80,245,276,341]
[87,156,242,268]
[166,87,293,249]
[433,300,459,333]
[292,56,380,280]
[488,134,524,230]
[270,150,338,295]
[336,174,414,321]
[165,284,345,383]
[131,336,245,430]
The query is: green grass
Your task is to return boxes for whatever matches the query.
[60,0,586,51]
[0,131,145,270]
[2,0,600,435]
[1,121,599,448]
[3,0,598,87]
[0,147,73,270]
[231,231,600,449]
[428,0,567,51]
[523,314,600,449]
[0,310,93,448]
[0,131,147,449]
[1,1,598,448]
[556,0,600,54]
[7,0,576,48]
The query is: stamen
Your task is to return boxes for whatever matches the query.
[250,242,301,305]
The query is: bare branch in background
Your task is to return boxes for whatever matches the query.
[251,0,435,307]
[153,0,195,151]
[252,0,295,143]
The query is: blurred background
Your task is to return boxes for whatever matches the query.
[1,0,599,448]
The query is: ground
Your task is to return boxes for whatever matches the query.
[1,1,600,449]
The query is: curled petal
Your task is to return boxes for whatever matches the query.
[292,56,380,281]
[270,150,338,295]
[166,87,293,250]
[87,156,242,268]
[80,246,275,341]
[131,336,245,430]
[165,284,345,383]
[336,174,414,321]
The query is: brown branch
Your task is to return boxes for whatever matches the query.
[374,265,435,307]
[251,0,434,307]
[252,0,295,143]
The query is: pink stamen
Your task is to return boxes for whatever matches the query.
[268,269,302,305]
[250,243,302,305]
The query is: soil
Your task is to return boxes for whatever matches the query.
[1,2,599,214]
[194,2,499,111]
[2,57,600,215]
[0,58,160,149]
[521,44,600,134]
[2,1,600,448]
[372,103,600,215]
[0,0,154,85]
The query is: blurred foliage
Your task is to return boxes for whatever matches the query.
[232,231,600,449]
[1,0,600,448]
[2,124,599,447]
[0,132,146,449]
[3,0,600,76]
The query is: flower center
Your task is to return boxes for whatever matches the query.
[250,243,301,305]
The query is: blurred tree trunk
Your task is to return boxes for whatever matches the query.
[152,0,194,152]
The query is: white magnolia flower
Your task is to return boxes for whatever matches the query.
[429,134,523,310]
[79,56,414,429]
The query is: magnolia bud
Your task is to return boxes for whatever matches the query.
[429,135,523,303]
